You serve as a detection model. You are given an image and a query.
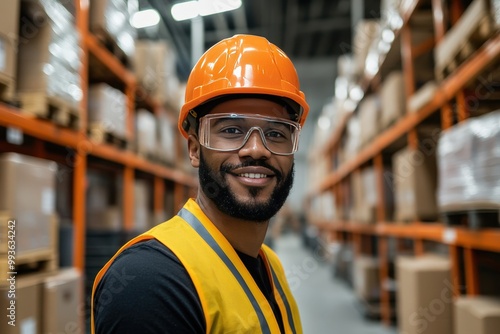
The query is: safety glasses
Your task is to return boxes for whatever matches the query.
[198,113,301,155]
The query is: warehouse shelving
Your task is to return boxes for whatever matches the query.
[0,0,197,277]
[306,0,500,326]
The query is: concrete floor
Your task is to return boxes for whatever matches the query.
[274,233,398,334]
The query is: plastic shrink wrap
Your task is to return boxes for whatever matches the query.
[437,111,500,209]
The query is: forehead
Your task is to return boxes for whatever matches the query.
[208,98,290,120]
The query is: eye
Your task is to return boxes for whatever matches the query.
[265,129,289,141]
[220,127,244,135]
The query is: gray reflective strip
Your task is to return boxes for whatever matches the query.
[270,267,297,334]
[178,208,272,334]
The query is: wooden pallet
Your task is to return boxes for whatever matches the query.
[440,204,500,230]
[93,26,130,68]
[0,213,59,282]
[0,72,16,104]
[18,92,81,130]
[435,0,498,80]
[88,123,128,149]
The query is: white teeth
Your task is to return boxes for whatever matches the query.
[239,173,268,179]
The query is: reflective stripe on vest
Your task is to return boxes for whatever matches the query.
[270,267,297,334]
[178,207,272,334]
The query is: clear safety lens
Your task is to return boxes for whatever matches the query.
[198,113,301,155]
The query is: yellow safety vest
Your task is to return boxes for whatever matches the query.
[92,199,302,334]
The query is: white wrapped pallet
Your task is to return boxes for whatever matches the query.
[135,109,157,157]
[437,111,500,210]
[89,0,137,58]
[157,110,176,165]
[88,83,127,139]
[17,0,83,108]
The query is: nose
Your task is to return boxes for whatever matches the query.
[238,128,272,160]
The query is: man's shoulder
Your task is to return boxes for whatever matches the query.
[105,238,182,277]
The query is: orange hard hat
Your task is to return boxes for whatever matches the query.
[178,34,309,138]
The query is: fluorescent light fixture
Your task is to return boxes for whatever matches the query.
[198,0,242,16]
[130,9,161,29]
[171,1,199,21]
[171,0,242,21]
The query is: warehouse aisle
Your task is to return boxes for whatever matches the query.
[274,233,397,334]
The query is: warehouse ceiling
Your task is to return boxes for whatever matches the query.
[138,0,382,155]
[141,0,381,80]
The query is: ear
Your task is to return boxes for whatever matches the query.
[187,135,200,168]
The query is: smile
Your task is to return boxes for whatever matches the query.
[238,173,268,179]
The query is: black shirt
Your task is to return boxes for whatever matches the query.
[94,239,285,333]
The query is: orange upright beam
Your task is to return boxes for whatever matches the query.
[72,151,87,271]
[123,167,135,231]
[449,245,462,297]
[154,176,165,217]
[464,247,480,295]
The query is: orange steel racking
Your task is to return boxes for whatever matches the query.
[0,1,197,281]
[307,0,500,326]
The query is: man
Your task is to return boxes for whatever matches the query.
[92,34,309,334]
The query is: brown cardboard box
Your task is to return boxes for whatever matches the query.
[0,274,43,334]
[0,153,57,255]
[454,296,500,334]
[87,206,121,231]
[396,255,453,334]
[42,268,83,334]
[380,71,406,130]
[134,40,177,105]
[0,0,20,80]
[392,146,438,222]
[356,167,394,223]
[358,95,381,147]
[353,256,380,301]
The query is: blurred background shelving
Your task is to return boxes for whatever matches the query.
[0,0,499,333]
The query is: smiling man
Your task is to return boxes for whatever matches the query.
[92,34,309,334]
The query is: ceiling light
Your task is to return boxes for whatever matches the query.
[171,1,199,21]
[130,9,161,29]
[171,0,242,21]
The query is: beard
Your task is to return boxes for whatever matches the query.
[198,151,294,222]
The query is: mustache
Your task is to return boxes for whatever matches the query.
[220,160,283,181]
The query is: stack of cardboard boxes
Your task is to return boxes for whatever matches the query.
[17,0,83,113]
[0,153,83,334]
[0,0,20,103]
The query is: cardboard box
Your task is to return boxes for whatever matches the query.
[353,256,380,301]
[0,274,43,334]
[454,296,500,334]
[0,153,57,254]
[435,0,498,80]
[134,40,177,105]
[86,206,121,231]
[356,167,394,223]
[42,268,83,334]
[380,71,406,130]
[0,0,20,79]
[358,95,381,147]
[396,255,453,334]
[392,146,438,222]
